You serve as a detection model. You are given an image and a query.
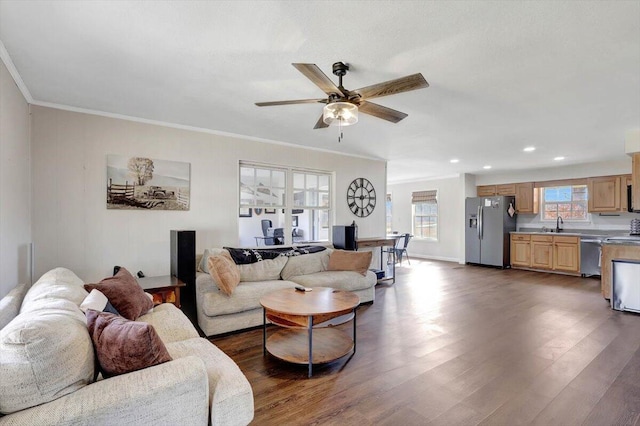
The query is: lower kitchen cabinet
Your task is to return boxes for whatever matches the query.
[553,236,580,273]
[510,234,531,267]
[531,235,553,269]
[510,233,580,275]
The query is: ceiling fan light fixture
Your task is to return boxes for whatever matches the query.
[322,102,359,126]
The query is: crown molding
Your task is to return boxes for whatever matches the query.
[30,100,386,163]
[0,39,33,103]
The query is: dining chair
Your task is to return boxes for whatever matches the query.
[395,233,413,265]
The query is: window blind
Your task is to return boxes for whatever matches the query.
[412,190,437,204]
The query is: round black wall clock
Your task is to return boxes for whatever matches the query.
[347,178,376,217]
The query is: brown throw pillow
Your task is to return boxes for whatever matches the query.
[85,310,172,378]
[208,251,241,296]
[84,267,153,320]
[327,250,373,276]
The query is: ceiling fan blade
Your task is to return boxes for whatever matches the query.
[292,63,345,97]
[358,101,408,123]
[255,98,326,107]
[354,73,428,100]
[313,114,329,129]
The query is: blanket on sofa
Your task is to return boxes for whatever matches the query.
[223,245,326,265]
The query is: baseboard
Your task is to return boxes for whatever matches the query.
[405,254,460,263]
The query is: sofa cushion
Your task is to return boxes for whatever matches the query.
[208,252,241,295]
[281,249,331,280]
[327,250,372,276]
[0,299,94,414]
[165,338,254,426]
[200,278,296,316]
[199,248,229,274]
[288,270,377,292]
[84,267,153,320]
[0,283,29,330]
[238,256,288,282]
[86,310,172,378]
[21,267,88,313]
[138,303,199,344]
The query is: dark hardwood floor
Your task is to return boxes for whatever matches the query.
[210,260,640,425]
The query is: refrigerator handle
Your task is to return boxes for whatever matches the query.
[479,205,484,240]
[477,205,482,240]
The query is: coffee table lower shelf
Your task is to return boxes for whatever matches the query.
[266,328,354,365]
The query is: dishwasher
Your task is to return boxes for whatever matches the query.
[580,236,603,277]
[611,260,640,313]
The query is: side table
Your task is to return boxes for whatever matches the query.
[137,275,186,308]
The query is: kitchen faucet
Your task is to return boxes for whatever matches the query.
[556,216,564,233]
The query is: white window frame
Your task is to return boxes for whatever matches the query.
[239,162,333,245]
[412,190,438,241]
[386,193,393,234]
[540,184,589,222]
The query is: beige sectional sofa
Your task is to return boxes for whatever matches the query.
[0,268,254,426]
[196,247,376,336]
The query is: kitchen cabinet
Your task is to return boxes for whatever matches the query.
[588,176,621,212]
[515,182,536,214]
[552,236,580,273]
[531,235,553,269]
[477,185,497,197]
[510,234,531,267]
[510,233,580,275]
[620,174,632,212]
[496,184,516,195]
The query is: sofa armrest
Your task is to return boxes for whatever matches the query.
[0,356,209,426]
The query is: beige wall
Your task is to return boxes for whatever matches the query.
[388,176,462,262]
[30,106,386,281]
[0,59,31,297]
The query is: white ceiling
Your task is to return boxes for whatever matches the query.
[1,1,639,183]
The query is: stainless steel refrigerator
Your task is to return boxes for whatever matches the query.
[465,196,516,268]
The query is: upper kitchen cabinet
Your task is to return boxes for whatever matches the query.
[496,184,516,195]
[620,174,633,212]
[515,182,536,214]
[477,185,497,197]
[588,176,621,212]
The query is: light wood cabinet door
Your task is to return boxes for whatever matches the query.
[515,182,535,214]
[620,174,632,212]
[477,185,497,197]
[588,176,620,212]
[510,235,531,267]
[553,236,580,273]
[531,235,554,269]
[496,184,516,196]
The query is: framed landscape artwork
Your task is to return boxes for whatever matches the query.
[107,155,190,210]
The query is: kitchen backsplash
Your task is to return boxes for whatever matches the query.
[516,211,639,232]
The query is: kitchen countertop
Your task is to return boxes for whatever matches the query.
[511,230,640,245]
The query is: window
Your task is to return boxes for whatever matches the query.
[412,190,437,240]
[386,193,392,234]
[239,163,332,246]
[541,185,588,221]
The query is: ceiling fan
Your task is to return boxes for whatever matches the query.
[255,62,429,140]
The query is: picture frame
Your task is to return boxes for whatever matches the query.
[292,216,298,227]
[265,208,276,214]
[292,209,304,214]
[239,208,252,218]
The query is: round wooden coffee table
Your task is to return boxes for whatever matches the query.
[260,287,360,377]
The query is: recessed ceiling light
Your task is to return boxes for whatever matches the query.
[483,165,492,169]
[554,156,565,161]
[523,146,536,152]
[450,159,459,163]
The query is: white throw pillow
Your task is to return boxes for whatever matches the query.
[0,283,29,330]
